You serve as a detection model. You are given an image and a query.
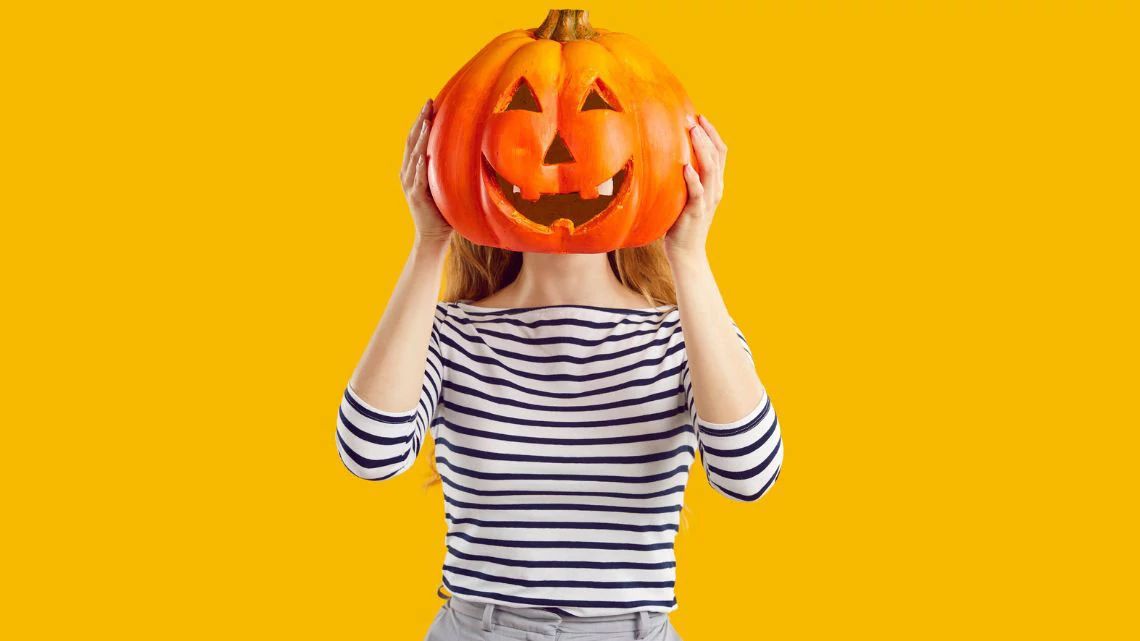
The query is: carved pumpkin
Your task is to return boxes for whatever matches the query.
[427,9,700,253]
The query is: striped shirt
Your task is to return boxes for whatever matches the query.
[336,300,783,616]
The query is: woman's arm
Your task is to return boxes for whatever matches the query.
[336,99,455,480]
[669,251,765,422]
[665,115,784,502]
[347,239,448,414]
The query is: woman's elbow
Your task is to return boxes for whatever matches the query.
[705,437,784,503]
[335,385,423,480]
[335,430,416,481]
[334,406,418,481]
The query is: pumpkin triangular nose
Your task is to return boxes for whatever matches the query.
[543,132,575,165]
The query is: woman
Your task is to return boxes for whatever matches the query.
[336,99,784,641]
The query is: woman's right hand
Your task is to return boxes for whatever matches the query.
[401,98,453,246]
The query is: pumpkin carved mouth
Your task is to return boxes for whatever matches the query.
[482,156,632,233]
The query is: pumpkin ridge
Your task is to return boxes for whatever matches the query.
[586,34,647,246]
[475,38,538,248]
[592,30,697,241]
[431,34,534,247]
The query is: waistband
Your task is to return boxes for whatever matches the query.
[443,593,670,638]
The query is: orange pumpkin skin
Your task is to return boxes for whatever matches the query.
[427,11,699,253]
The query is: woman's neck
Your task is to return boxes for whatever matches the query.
[481,251,649,308]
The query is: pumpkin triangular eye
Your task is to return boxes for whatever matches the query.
[504,79,541,112]
[582,87,616,111]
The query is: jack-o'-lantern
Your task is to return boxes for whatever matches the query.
[427,9,700,253]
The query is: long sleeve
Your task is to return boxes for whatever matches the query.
[335,304,447,481]
[682,319,784,503]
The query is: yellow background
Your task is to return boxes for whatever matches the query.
[3,1,1137,639]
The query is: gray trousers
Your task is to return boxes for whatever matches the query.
[425,593,684,640]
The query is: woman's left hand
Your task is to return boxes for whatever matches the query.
[664,114,728,260]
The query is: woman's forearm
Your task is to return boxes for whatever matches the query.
[669,249,766,424]
[348,236,450,413]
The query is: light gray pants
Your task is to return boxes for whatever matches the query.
[425,594,684,640]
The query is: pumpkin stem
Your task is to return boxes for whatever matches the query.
[534,9,596,42]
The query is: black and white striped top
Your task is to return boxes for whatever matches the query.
[336,300,783,616]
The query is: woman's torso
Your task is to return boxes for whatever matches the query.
[430,300,694,617]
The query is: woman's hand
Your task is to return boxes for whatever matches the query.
[401,98,453,247]
[664,114,728,261]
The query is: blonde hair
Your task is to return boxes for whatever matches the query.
[420,233,691,530]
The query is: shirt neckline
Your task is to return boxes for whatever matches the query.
[452,299,676,315]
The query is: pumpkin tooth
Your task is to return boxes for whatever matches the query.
[551,218,575,233]
[521,186,541,201]
[579,183,599,200]
[597,177,614,197]
[512,184,521,194]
